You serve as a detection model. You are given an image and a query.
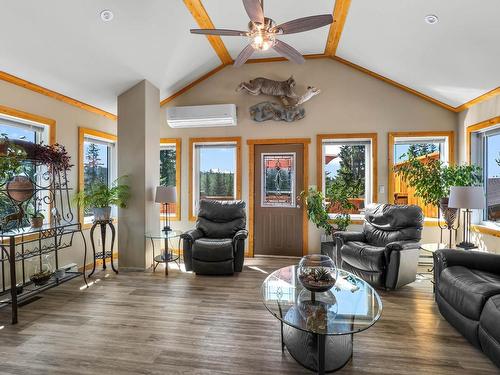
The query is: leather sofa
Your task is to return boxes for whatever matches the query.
[434,249,500,368]
[181,200,248,275]
[334,203,424,290]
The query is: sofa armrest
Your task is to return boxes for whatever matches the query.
[233,229,248,242]
[180,228,203,243]
[434,249,500,277]
[334,231,366,243]
[385,240,421,251]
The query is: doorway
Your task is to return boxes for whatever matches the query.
[248,139,310,257]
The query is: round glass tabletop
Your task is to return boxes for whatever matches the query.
[144,230,183,240]
[262,265,382,336]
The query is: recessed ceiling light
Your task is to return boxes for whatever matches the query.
[424,15,439,25]
[100,9,114,22]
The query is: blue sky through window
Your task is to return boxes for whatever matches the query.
[0,124,36,142]
[84,142,108,168]
[487,133,500,178]
[199,146,235,173]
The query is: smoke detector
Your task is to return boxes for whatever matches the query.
[100,9,114,22]
[424,15,439,25]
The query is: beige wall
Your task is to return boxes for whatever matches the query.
[160,58,458,252]
[0,80,117,275]
[457,94,500,253]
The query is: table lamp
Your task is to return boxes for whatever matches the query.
[155,186,177,233]
[448,186,485,250]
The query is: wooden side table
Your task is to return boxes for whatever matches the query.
[89,219,118,277]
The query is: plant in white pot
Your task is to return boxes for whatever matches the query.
[75,176,130,221]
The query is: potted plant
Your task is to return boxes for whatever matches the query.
[395,154,482,227]
[300,186,355,257]
[28,205,45,228]
[75,176,130,220]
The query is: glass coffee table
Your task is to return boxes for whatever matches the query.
[262,266,382,374]
[144,230,183,276]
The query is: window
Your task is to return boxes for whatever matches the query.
[78,128,117,226]
[389,131,454,218]
[189,137,241,220]
[471,126,500,223]
[0,110,52,225]
[318,134,377,215]
[160,138,181,221]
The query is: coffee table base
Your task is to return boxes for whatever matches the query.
[283,324,352,374]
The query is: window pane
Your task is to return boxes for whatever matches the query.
[486,133,500,221]
[160,145,177,217]
[393,140,445,218]
[197,145,236,203]
[83,140,110,218]
[0,121,39,224]
[324,144,366,214]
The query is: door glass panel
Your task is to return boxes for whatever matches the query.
[486,132,500,221]
[261,153,295,207]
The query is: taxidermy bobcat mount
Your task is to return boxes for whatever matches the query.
[236,76,321,122]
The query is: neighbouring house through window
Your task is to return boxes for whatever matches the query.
[390,133,452,219]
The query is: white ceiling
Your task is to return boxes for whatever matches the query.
[203,0,334,59]
[337,0,500,107]
[0,0,220,114]
[0,0,498,114]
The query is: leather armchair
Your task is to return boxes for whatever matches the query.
[181,200,247,275]
[434,249,500,368]
[334,203,423,290]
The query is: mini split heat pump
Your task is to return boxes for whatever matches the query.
[166,104,237,128]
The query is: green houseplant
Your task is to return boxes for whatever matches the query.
[395,154,482,226]
[75,176,130,220]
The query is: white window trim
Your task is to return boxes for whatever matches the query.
[82,135,117,224]
[192,141,237,218]
[322,137,374,217]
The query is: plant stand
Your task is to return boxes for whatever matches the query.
[89,219,117,277]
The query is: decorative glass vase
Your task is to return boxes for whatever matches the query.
[297,254,337,293]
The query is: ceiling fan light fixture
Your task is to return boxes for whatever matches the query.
[251,33,275,51]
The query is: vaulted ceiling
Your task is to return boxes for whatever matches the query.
[0,0,498,117]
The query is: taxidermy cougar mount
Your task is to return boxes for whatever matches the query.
[236,76,321,122]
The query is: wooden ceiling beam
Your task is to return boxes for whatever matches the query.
[183,0,233,65]
[454,87,500,112]
[0,71,117,120]
[324,0,352,57]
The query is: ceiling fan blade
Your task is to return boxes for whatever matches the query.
[190,29,248,36]
[273,39,305,64]
[271,14,333,34]
[243,0,264,24]
[234,44,255,67]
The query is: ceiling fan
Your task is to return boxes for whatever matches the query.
[190,0,333,67]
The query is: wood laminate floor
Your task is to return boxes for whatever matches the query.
[0,258,498,374]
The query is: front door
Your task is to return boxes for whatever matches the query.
[254,143,304,256]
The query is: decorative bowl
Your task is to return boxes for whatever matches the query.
[30,270,53,286]
[298,254,337,293]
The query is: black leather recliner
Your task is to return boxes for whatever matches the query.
[334,203,424,290]
[181,200,248,275]
[434,249,500,368]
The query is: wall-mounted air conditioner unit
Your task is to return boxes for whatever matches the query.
[166,104,237,128]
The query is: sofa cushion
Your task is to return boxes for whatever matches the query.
[192,238,233,262]
[480,294,500,341]
[341,242,386,272]
[438,266,500,320]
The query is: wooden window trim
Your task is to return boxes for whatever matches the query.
[188,137,242,222]
[78,127,117,229]
[388,131,455,218]
[160,138,181,221]
[316,133,378,206]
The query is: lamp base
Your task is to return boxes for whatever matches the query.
[456,241,477,250]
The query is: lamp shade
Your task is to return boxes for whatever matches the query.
[155,186,177,204]
[448,186,485,209]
